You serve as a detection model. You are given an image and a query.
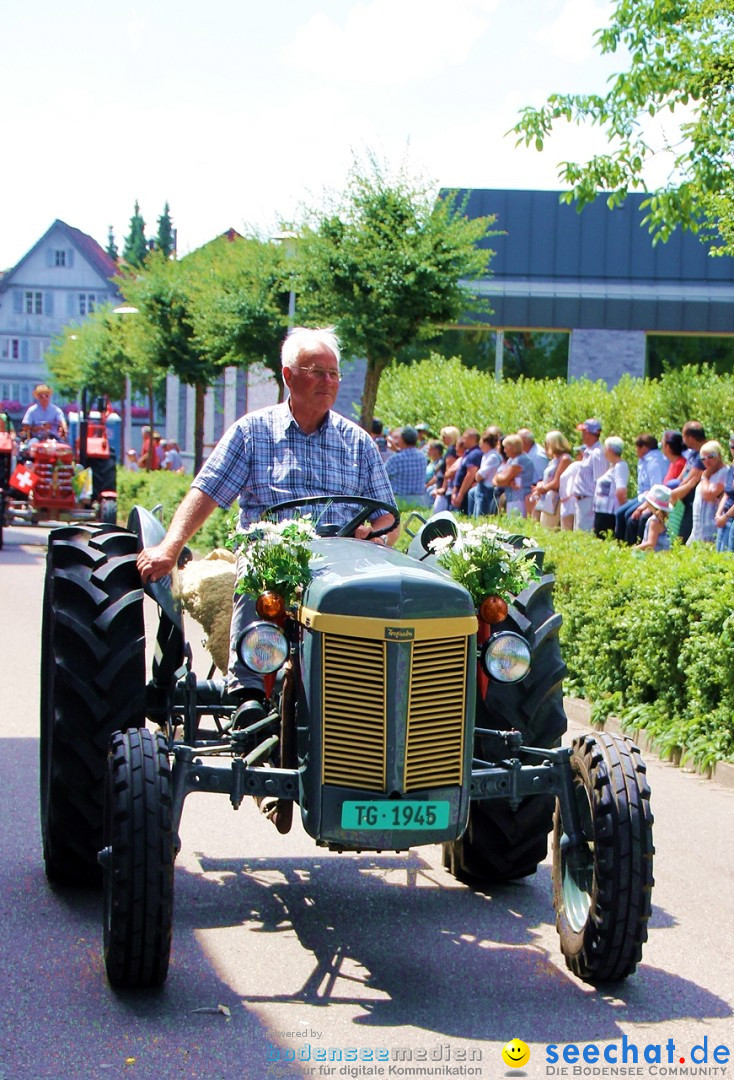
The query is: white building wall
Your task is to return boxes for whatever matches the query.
[0,223,117,407]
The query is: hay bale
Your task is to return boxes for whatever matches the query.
[177,549,236,674]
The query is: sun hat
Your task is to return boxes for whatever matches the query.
[645,484,672,513]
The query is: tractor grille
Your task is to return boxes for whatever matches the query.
[321,632,468,793]
[405,638,467,792]
[322,635,387,790]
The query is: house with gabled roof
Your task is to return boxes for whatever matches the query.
[0,219,120,410]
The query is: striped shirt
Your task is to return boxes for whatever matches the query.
[192,402,395,528]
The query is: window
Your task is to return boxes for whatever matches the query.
[20,384,31,404]
[25,291,43,315]
[55,250,66,267]
[11,340,19,360]
[79,293,96,316]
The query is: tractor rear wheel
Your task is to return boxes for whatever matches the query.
[443,570,567,884]
[553,732,654,982]
[40,525,145,886]
[103,728,174,989]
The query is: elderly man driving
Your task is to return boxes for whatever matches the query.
[21,384,68,441]
[137,326,398,717]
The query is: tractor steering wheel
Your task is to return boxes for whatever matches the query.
[264,495,400,539]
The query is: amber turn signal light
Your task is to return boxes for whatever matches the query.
[255,590,286,620]
[479,595,508,624]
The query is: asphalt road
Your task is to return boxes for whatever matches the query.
[1,523,733,1080]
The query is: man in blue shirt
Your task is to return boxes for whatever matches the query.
[614,433,667,543]
[451,428,483,514]
[386,425,430,506]
[21,384,67,441]
[138,327,397,703]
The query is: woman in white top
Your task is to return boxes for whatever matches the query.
[559,447,584,530]
[531,430,572,530]
[688,440,728,544]
[593,436,629,537]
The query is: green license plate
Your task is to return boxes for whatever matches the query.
[341,800,450,830]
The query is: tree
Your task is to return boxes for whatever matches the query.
[156,202,175,258]
[46,305,165,459]
[123,200,148,267]
[186,233,292,399]
[512,0,734,253]
[106,226,118,261]
[119,251,227,472]
[295,156,496,427]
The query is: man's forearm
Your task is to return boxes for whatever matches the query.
[164,488,219,555]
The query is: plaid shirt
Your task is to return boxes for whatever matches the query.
[385,446,428,496]
[192,402,395,527]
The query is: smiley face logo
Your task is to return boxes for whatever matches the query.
[502,1039,531,1069]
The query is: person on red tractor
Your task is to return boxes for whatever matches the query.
[21,385,68,442]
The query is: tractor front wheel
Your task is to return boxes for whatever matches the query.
[553,732,654,982]
[103,728,175,989]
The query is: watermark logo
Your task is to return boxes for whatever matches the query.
[503,1039,531,1070]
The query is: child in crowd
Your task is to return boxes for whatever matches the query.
[636,484,672,551]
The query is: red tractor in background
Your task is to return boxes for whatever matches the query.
[0,394,118,548]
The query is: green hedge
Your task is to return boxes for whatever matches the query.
[376,358,734,496]
[114,469,233,551]
[510,523,734,770]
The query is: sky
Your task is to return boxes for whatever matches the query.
[2,0,636,269]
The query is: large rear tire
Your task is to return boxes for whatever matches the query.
[553,732,654,982]
[40,525,145,886]
[443,570,567,883]
[103,728,174,989]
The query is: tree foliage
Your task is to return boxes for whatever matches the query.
[512,0,734,252]
[123,200,148,267]
[295,156,496,426]
[106,226,118,261]
[185,234,291,397]
[155,201,175,258]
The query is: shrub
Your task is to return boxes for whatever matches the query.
[377,358,734,496]
[498,520,734,769]
[114,469,232,551]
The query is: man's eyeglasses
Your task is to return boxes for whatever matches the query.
[296,367,342,382]
[701,453,719,459]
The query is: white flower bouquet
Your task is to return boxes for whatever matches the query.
[430,522,540,606]
[227,516,323,607]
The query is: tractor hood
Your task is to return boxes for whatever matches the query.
[301,537,475,623]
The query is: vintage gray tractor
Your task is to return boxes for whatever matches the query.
[39,498,653,990]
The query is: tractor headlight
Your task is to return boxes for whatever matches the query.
[481,632,531,683]
[237,621,289,674]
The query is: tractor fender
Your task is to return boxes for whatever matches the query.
[127,504,183,630]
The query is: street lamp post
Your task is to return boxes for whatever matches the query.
[112,305,139,463]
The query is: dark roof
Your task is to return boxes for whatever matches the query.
[450,189,734,333]
[0,219,119,292]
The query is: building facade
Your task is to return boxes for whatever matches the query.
[0,219,119,408]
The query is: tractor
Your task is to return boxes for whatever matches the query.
[39,498,654,990]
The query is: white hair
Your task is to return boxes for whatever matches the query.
[281,326,341,369]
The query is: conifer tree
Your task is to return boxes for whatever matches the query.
[106,226,118,261]
[123,200,148,267]
[156,202,175,258]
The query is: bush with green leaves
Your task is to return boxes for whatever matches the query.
[114,469,232,551]
[508,523,734,770]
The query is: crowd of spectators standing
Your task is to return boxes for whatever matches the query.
[370,417,734,553]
